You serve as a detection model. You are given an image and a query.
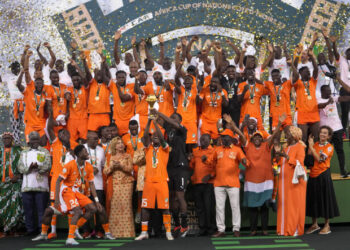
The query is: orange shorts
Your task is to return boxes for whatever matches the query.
[200,119,219,139]
[142,181,169,209]
[24,124,45,142]
[114,119,130,136]
[297,111,320,125]
[67,118,88,141]
[271,114,292,131]
[182,121,197,144]
[87,113,110,131]
[62,187,92,211]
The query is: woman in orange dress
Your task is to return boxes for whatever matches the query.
[276,126,307,236]
[103,137,135,238]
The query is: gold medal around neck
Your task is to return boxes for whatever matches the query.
[36,110,40,116]
[228,94,233,99]
[152,163,157,169]
[276,102,280,107]
[81,183,85,191]
[183,106,187,111]
[307,95,312,100]
[72,103,77,108]
[250,99,255,104]
[120,102,125,107]
[95,96,100,101]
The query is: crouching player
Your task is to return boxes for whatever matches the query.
[32,145,115,245]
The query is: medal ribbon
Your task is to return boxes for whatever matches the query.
[249,84,256,101]
[155,85,164,99]
[302,81,311,96]
[274,85,282,102]
[183,89,191,109]
[152,147,158,167]
[53,85,61,102]
[73,88,79,106]
[95,83,102,99]
[131,135,138,151]
[34,91,43,112]
[88,147,97,167]
[210,91,219,106]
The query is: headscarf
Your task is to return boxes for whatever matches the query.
[288,126,306,147]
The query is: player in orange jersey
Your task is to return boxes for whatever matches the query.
[135,118,174,241]
[32,145,115,245]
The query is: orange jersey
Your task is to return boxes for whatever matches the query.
[134,82,154,116]
[213,145,246,188]
[264,80,292,118]
[199,88,227,122]
[50,139,75,177]
[190,146,215,184]
[109,81,135,121]
[154,84,174,117]
[23,84,50,128]
[67,87,89,119]
[310,142,334,178]
[87,79,110,114]
[294,77,319,114]
[60,160,94,190]
[122,132,144,158]
[177,86,197,123]
[237,82,267,122]
[144,144,169,183]
[46,84,69,118]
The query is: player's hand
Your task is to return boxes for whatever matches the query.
[243,84,249,92]
[26,50,33,57]
[187,153,193,161]
[278,113,287,123]
[70,40,78,49]
[93,167,99,175]
[158,34,164,44]
[312,31,318,42]
[95,202,103,212]
[36,42,41,51]
[43,42,50,48]
[283,41,287,51]
[308,135,314,148]
[191,35,199,41]
[329,35,337,43]
[273,143,282,153]
[70,59,77,67]
[181,37,187,46]
[64,91,71,101]
[131,36,137,46]
[328,96,334,104]
[201,155,207,163]
[223,113,233,124]
[267,43,274,53]
[321,27,329,38]
[201,174,211,184]
[114,30,121,41]
[24,44,30,51]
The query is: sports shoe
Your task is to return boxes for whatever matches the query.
[82,231,91,239]
[95,231,104,239]
[341,172,350,178]
[180,226,189,238]
[75,230,83,240]
[104,232,116,240]
[66,238,79,245]
[135,212,141,224]
[47,232,57,239]
[166,232,174,240]
[135,232,149,240]
[32,234,48,241]
[173,226,181,238]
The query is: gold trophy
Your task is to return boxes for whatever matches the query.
[146,94,158,120]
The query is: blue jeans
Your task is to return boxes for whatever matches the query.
[22,191,49,233]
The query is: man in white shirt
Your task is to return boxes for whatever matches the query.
[317,81,350,178]
[55,60,72,87]
[333,36,350,137]
[82,131,106,238]
[18,131,51,235]
[267,43,291,82]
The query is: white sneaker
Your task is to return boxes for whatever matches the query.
[135,232,149,240]
[75,229,83,240]
[166,232,174,240]
[135,212,141,224]
[104,232,116,240]
[66,238,80,245]
[32,234,48,241]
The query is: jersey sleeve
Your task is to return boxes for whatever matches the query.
[60,162,71,179]
[237,82,245,95]
[86,163,95,182]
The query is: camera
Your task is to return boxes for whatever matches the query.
[324,63,337,79]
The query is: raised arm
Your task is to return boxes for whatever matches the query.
[44,42,57,68]
[98,50,111,85]
[186,36,198,63]
[141,39,154,68]
[330,35,339,61]
[16,70,25,93]
[223,114,247,146]
[46,112,57,142]
[267,113,286,147]
[81,53,92,83]
[36,42,48,66]
[309,50,318,79]
[117,84,132,102]
[158,35,165,66]
[289,58,299,83]
[155,110,181,130]
[261,43,274,70]
[321,28,334,63]
[131,36,141,67]
[308,32,318,52]
[70,59,88,87]
[142,118,152,147]
[24,51,32,84]
[153,119,166,147]
[21,45,30,67]
[226,39,241,65]
[307,136,320,162]
[113,30,122,65]
[336,74,350,93]
[239,46,246,70]
[283,41,291,62]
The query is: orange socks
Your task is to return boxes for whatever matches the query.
[141,221,148,232]
[102,223,110,234]
[163,214,171,233]
[42,224,49,235]
[77,217,87,228]
[51,215,57,226]
[68,213,73,226]
[68,224,77,239]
